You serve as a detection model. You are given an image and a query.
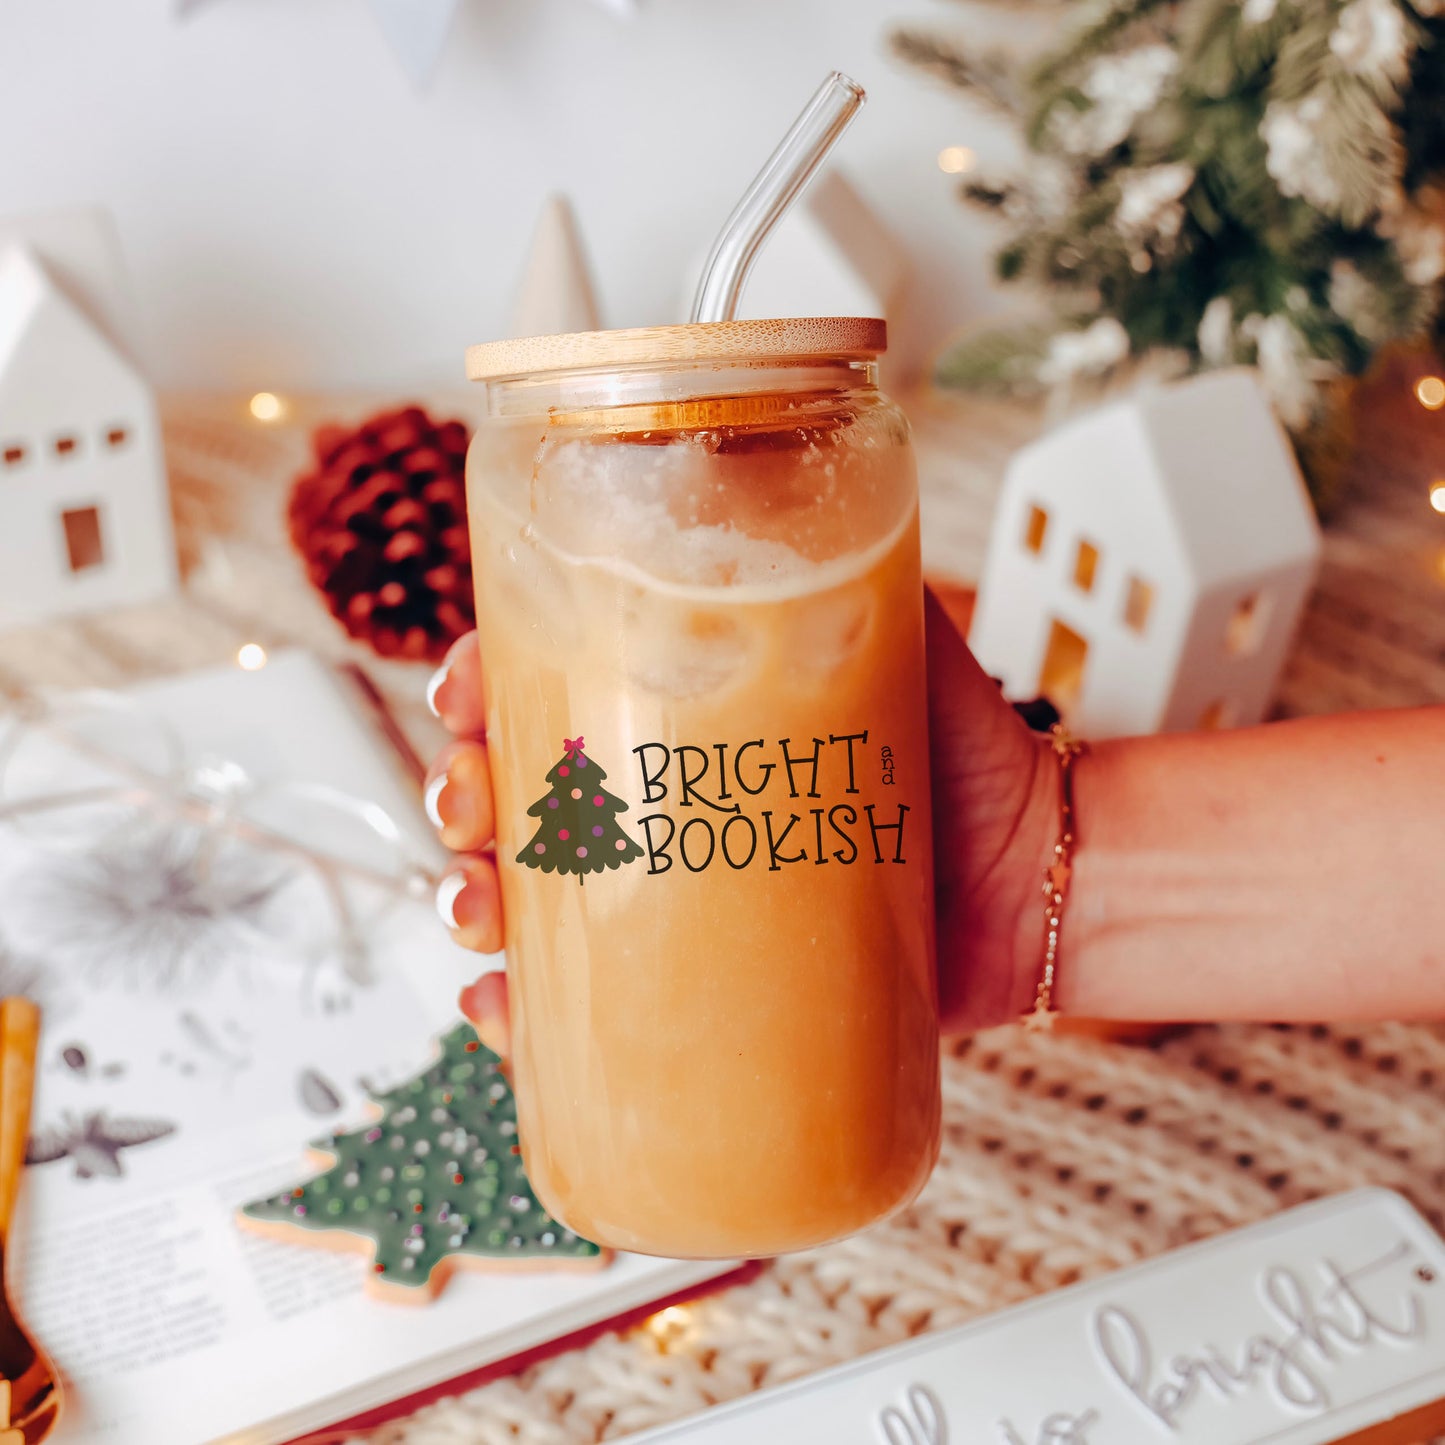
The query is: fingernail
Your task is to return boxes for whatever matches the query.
[436,871,468,930]
[426,661,450,718]
[424,772,448,830]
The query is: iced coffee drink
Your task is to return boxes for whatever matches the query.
[465,319,939,1257]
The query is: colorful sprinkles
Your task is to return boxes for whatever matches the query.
[241,1022,601,1292]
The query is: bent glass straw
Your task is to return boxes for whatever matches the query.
[690,71,866,325]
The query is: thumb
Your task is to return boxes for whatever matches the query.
[925,586,1050,1031]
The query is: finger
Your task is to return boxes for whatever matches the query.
[436,853,504,955]
[426,632,487,738]
[423,739,496,852]
[459,971,510,1061]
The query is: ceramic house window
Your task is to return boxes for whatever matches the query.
[52,434,79,458]
[104,425,130,449]
[1023,504,1049,554]
[1123,575,1155,634]
[1226,592,1269,655]
[1198,698,1233,730]
[61,505,105,572]
[1039,617,1089,709]
[2,443,24,468]
[1073,539,1099,593]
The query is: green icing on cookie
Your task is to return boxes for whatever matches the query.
[243,1022,602,1289]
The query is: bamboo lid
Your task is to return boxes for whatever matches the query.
[465,317,886,383]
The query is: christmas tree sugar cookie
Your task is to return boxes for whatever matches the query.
[239,1022,607,1301]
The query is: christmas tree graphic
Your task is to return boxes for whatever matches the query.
[240,1022,604,1297]
[516,736,643,882]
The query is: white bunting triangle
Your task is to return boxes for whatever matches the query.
[364,0,462,89]
[509,196,603,338]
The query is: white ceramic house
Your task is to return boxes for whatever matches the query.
[0,241,175,629]
[968,369,1322,739]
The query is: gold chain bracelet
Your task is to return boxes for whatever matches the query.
[1022,724,1087,1032]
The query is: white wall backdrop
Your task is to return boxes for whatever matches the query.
[0,0,1035,391]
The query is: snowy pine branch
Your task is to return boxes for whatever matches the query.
[893,0,1445,496]
[890,30,1025,117]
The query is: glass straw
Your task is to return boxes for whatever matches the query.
[690,71,866,325]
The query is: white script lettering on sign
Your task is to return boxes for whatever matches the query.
[624,1190,1445,1445]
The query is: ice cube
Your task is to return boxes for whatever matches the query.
[789,582,874,680]
[626,608,753,700]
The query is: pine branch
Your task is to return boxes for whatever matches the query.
[1187,93,1291,233]
[1346,233,1441,337]
[1005,180,1129,287]
[1318,77,1406,226]
[1272,4,1415,113]
[959,175,1033,222]
[960,176,1016,209]
[934,323,1055,396]
[901,0,1445,468]
[1028,0,1181,91]
[890,30,1025,118]
[1179,0,1294,93]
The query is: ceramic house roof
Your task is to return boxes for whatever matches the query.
[1135,369,1319,586]
[1011,368,1319,590]
[0,243,145,403]
[0,244,54,376]
[0,208,138,362]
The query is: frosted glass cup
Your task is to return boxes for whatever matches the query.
[464,318,940,1258]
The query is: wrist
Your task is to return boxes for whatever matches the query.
[1004,731,1076,1020]
[934,725,1060,1034]
[1011,728,1086,1023]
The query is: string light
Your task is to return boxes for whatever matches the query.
[237,642,268,671]
[937,145,976,175]
[645,1304,692,1350]
[1415,376,1445,410]
[1430,482,1445,514]
[249,391,285,422]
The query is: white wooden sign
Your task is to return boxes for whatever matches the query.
[626,1190,1445,1444]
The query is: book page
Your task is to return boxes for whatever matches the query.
[2,653,728,1445]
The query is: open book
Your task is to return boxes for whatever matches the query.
[2,651,735,1445]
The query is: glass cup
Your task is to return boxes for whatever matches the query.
[464,318,940,1257]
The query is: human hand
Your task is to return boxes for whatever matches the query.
[921,588,1055,1030]
[426,594,1053,1050]
[423,633,511,1056]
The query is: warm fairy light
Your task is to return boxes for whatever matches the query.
[1431,482,1445,514]
[249,391,285,422]
[645,1304,693,1350]
[237,642,268,671]
[1415,376,1445,410]
[937,145,976,175]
